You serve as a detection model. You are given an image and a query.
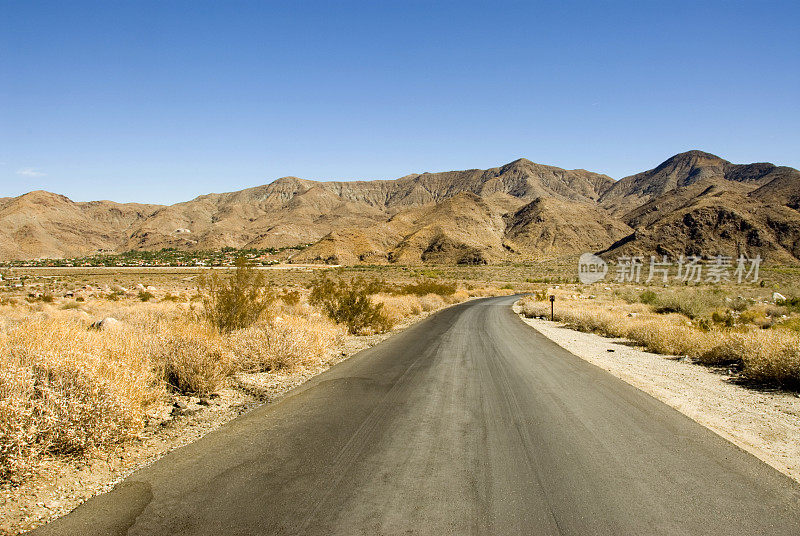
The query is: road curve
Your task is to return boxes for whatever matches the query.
[34,296,800,535]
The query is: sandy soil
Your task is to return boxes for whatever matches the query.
[0,311,423,535]
[513,304,800,484]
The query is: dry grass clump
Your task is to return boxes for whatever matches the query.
[153,321,234,396]
[467,286,515,298]
[0,298,349,482]
[419,293,446,311]
[451,289,470,302]
[738,331,800,388]
[371,294,423,325]
[616,287,730,319]
[229,315,344,372]
[626,320,718,359]
[519,294,800,388]
[700,331,800,388]
[0,317,161,481]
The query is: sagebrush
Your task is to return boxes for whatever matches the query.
[199,257,274,332]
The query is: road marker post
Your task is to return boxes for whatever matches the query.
[549,294,555,321]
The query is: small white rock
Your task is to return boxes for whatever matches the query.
[90,317,121,331]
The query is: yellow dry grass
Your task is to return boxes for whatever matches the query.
[229,314,345,372]
[0,299,341,481]
[0,277,512,483]
[0,315,162,481]
[371,294,423,326]
[519,295,800,388]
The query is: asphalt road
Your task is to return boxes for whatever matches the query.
[34,296,800,535]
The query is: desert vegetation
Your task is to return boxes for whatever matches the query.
[519,287,800,389]
[0,264,509,484]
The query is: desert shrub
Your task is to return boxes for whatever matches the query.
[653,289,726,319]
[0,318,161,481]
[308,275,391,334]
[160,293,180,302]
[730,297,750,312]
[775,317,800,332]
[156,322,234,395]
[701,331,800,388]
[639,290,658,305]
[229,315,344,372]
[739,307,770,327]
[362,278,392,294]
[626,321,718,358]
[397,279,456,297]
[776,296,800,313]
[520,298,542,319]
[372,294,423,325]
[280,289,301,308]
[450,289,470,303]
[419,293,446,312]
[199,258,274,333]
[138,290,154,302]
[711,310,735,328]
[698,337,746,366]
[532,289,549,301]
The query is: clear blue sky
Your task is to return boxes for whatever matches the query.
[1,1,798,204]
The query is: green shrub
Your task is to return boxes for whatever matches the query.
[309,275,391,334]
[397,279,456,297]
[199,257,274,333]
[639,290,658,305]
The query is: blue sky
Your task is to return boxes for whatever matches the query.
[1,1,798,204]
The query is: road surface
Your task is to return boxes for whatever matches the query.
[34,296,800,535]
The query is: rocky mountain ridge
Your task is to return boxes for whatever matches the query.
[2,150,798,264]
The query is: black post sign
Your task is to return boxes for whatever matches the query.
[549,294,555,321]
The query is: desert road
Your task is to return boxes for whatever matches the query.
[34,296,800,535]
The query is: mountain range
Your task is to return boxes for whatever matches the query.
[2,150,798,264]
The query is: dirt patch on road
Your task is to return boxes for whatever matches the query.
[514,304,800,484]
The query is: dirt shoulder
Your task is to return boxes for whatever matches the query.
[0,311,426,535]
[513,303,800,484]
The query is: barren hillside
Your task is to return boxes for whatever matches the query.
[1,151,798,263]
